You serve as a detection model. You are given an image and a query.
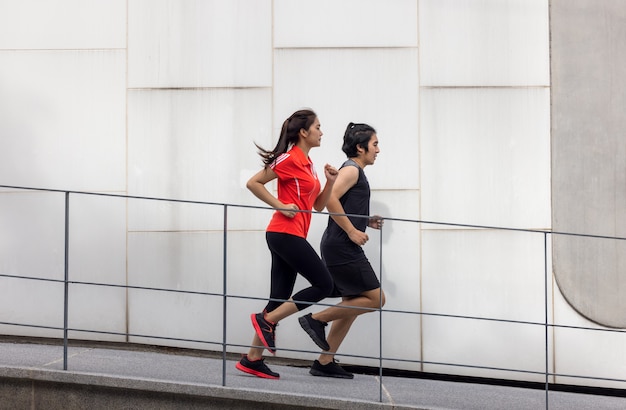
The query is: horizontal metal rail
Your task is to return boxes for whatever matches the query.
[0,184,625,408]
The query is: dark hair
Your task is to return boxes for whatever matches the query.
[342,122,376,158]
[255,109,318,166]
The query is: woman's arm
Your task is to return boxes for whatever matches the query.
[247,167,298,218]
[313,164,338,212]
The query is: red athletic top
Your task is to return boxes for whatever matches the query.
[266,145,321,238]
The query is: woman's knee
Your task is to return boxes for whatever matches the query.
[319,276,334,297]
[367,289,385,308]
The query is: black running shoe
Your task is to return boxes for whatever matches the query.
[298,313,330,351]
[251,312,277,354]
[236,354,280,380]
[309,359,354,379]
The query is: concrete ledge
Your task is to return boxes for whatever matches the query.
[0,366,423,410]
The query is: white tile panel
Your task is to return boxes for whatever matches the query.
[0,277,64,338]
[366,190,420,312]
[381,310,422,371]
[274,48,419,190]
[0,192,66,338]
[0,50,126,191]
[226,231,271,299]
[128,231,224,295]
[0,191,66,280]
[274,0,418,48]
[128,0,272,88]
[128,288,223,350]
[421,229,552,381]
[68,284,127,342]
[127,230,225,348]
[423,315,550,381]
[0,0,126,50]
[420,87,550,229]
[127,88,272,231]
[422,229,548,322]
[68,194,127,284]
[420,0,549,86]
[553,284,626,389]
[127,198,226,234]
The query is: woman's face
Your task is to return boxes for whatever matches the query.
[302,117,323,148]
[362,134,380,166]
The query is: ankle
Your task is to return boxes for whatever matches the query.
[318,356,334,366]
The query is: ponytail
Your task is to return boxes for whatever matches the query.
[255,109,318,167]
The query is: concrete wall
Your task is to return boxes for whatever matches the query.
[550,0,626,386]
[0,0,624,389]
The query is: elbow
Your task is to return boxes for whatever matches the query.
[246,179,255,192]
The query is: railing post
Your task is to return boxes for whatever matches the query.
[63,191,70,370]
[221,204,228,386]
[378,220,384,403]
[543,232,550,410]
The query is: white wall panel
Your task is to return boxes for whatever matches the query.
[423,316,550,381]
[553,285,626,389]
[0,192,65,280]
[128,288,223,350]
[127,88,272,231]
[0,278,64,338]
[128,0,271,88]
[128,232,223,294]
[421,87,550,229]
[420,0,549,86]
[0,191,66,337]
[68,285,127,342]
[421,229,552,381]
[274,0,418,48]
[0,0,126,49]
[226,231,271,299]
[68,194,127,283]
[366,190,420,311]
[422,229,548,322]
[274,48,419,190]
[0,50,126,191]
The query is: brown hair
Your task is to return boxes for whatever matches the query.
[255,109,318,166]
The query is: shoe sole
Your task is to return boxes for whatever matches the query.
[236,361,280,380]
[309,368,354,379]
[251,313,276,354]
[298,316,330,351]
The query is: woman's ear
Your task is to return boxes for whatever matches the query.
[299,128,308,138]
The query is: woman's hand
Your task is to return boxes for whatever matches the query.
[324,164,338,183]
[279,203,299,218]
[348,229,369,246]
[368,215,384,230]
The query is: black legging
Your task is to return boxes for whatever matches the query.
[264,232,334,312]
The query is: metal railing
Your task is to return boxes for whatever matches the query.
[0,184,625,408]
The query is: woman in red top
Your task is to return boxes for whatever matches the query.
[236,109,338,380]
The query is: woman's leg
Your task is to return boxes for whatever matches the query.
[318,313,357,364]
[246,233,298,357]
[313,288,386,363]
[314,288,385,323]
[264,234,333,317]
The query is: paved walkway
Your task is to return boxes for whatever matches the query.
[0,341,625,409]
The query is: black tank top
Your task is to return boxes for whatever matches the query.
[320,159,370,266]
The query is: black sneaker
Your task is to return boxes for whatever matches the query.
[251,312,277,354]
[298,313,330,351]
[309,359,353,379]
[235,355,280,380]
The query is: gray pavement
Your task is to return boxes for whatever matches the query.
[0,341,625,409]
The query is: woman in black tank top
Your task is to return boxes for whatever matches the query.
[297,123,387,379]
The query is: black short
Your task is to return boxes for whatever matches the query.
[328,258,381,298]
